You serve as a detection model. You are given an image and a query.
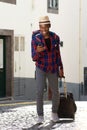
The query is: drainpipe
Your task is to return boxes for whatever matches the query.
[79,0,83,99]
[32,0,34,10]
[31,0,35,31]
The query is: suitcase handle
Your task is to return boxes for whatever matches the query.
[59,77,67,98]
[63,77,67,98]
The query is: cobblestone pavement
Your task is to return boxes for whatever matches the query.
[0,101,87,130]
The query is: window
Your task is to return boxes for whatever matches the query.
[14,36,25,52]
[0,0,16,4]
[14,37,19,51]
[47,0,58,14]
[20,37,25,51]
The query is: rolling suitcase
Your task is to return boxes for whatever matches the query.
[57,78,77,120]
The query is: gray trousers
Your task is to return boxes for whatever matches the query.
[36,67,60,116]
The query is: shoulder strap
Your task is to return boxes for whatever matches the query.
[32,30,41,42]
[32,30,40,36]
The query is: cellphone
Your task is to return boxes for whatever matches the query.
[38,42,42,46]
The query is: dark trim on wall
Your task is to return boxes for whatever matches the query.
[0,0,16,4]
[14,77,80,101]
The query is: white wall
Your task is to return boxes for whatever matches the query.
[0,0,35,78]
[82,0,87,77]
[0,0,87,84]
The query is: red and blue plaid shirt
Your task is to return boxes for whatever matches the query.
[31,30,63,73]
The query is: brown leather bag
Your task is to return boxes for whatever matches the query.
[57,78,77,120]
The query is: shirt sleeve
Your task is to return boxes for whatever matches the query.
[31,34,42,61]
[56,35,63,69]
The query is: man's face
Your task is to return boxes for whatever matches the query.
[39,24,50,37]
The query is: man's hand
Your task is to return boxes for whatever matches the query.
[36,45,46,52]
[59,69,64,78]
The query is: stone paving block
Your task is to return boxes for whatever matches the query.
[0,101,87,130]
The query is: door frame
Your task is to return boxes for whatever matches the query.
[0,29,14,98]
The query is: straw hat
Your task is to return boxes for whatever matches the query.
[39,16,50,25]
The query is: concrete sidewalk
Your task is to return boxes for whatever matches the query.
[0,101,87,130]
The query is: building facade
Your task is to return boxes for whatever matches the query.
[0,0,87,101]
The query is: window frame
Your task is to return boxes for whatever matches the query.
[14,36,25,52]
[47,0,59,14]
[0,0,16,4]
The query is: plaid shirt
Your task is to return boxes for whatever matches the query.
[31,30,63,73]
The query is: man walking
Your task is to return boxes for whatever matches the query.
[31,16,64,123]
